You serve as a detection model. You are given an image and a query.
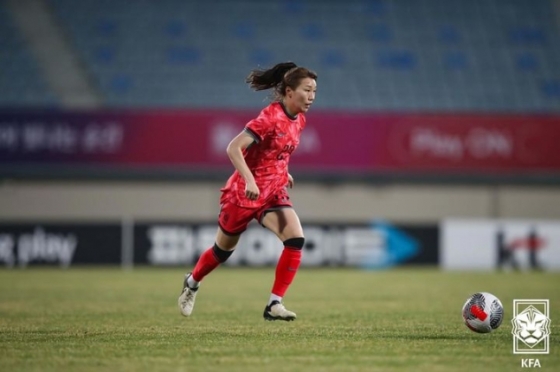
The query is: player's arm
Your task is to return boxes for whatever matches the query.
[226,131,260,200]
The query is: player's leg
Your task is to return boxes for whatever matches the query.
[178,201,249,317]
[188,228,240,287]
[178,228,241,317]
[261,207,304,321]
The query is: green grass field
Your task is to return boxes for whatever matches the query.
[0,267,558,372]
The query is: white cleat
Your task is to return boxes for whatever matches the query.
[178,273,198,317]
[263,300,296,321]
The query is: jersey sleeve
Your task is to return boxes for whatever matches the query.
[244,107,274,143]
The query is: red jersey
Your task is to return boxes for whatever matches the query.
[221,102,306,208]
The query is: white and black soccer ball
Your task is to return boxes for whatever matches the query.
[462,292,504,333]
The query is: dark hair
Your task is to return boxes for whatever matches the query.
[246,62,317,100]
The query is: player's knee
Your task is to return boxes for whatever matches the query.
[283,237,305,250]
[212,242,234,263]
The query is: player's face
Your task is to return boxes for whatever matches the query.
[286,78,317,114]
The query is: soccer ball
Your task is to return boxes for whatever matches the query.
[462,292,504,333]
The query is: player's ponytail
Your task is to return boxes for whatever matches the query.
[246,62,317,101]
[246,62,297,91]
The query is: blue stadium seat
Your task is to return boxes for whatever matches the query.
[368,24,393,43]
[542,80,560,98]
[320,49,345,68]
[109,74,132,94]
[300,23,325,41]
[165,20,187,39]
[438,25,462,45]
[376,49,417,70]
[364,0,388,16]
[95,19,117,37]
[232,21,255,40]
[283,0,305,14]
[509,26,546,45]
[515,52,539,72]
[93,46,116,64]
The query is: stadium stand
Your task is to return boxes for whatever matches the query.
[8,0,560,111]
[0,2,57,107]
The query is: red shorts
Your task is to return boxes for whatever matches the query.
[218,188,293,235]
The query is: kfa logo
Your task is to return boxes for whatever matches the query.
[512,299,550,369]
[521,359,541,368]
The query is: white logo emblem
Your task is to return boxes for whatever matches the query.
[512,300,551,354]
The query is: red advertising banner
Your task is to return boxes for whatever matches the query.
[0,109,559,177]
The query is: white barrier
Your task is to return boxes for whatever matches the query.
[441,219,560,271]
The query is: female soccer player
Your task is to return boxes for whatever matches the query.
[178,61,317,321]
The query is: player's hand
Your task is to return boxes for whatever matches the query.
[287,173,294,188]
[245,181,260,200]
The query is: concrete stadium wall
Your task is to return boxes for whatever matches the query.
[1,181,559,222]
